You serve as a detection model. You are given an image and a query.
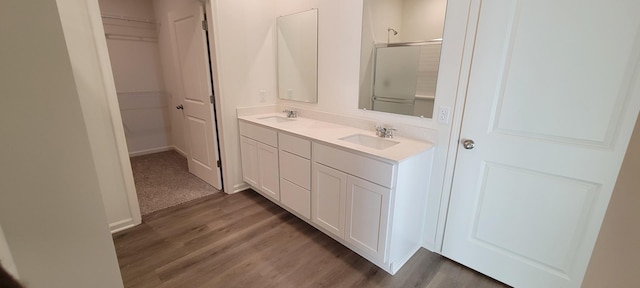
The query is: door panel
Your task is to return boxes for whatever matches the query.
[169,3,222,189]
[472,163,598,273]
[443,0,640,287]
[257,143,279,200]
[345,175,390,262]
[239,136,258,187]
[312,163,346,238]
[483,0,639,146]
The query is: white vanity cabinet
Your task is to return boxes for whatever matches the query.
[239,121,280,201]
[312,142,431,273]
[237,115,433,275]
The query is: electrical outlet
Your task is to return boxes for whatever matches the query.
[437,106,450,124]
[259,90,266,103]
[287,89,293,99]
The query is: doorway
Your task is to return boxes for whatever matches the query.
[97,0,223,216]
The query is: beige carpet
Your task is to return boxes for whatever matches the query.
[130,150,219,216]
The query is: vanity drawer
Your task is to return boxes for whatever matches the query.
[279,132,311,159]
[313,143,395,188]
[280,179,311,219]
[239,121,277,147]
[279,151,311,190]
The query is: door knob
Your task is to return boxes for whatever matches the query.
[176,104,184,110]
[462,139,475,149]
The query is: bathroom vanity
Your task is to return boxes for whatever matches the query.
[238,112,433,274]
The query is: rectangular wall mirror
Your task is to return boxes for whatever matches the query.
[277,9,318,103]
[359,0,447,118]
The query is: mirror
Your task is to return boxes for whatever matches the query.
[277,9,318,103]
[359,0,447,118]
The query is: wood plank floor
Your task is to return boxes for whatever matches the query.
[113,190,509,288]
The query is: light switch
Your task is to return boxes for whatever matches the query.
[437,106,450,124]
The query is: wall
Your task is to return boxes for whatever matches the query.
[401,0,447,41]
[0,0,124,286]
[583,117,640,287]
[99,0,172,156]
[209,0,278,193]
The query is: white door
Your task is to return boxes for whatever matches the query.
[443,1,640,287]
[169,3,222,189]
[312,163,347,238]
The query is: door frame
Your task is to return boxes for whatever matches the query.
[77,0,228,232]
[204,0,229,193]
[430,0,481,251]
[76,0,142,232]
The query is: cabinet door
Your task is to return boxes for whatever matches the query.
[239,136,258,187]
[345,175,390,262]
[312,163,346,238]
[257,143,280,201]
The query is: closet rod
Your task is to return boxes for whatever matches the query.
[101,14,155,24]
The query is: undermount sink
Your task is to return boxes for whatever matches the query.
[339,134,399,150]
[258,116,294,123]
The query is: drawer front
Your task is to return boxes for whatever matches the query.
[279,132,311,159]
[239,121,277,147]
[279,151,311,190]
[280,179,311,219]
[313,143,395,188]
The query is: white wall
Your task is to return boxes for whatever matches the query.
[370,0,403,43]
[210,0,278,193]
[401,0,447,41]
[99,0,172,156]
[0,0,124,286]
[583,117,640,287]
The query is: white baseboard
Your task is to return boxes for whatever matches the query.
[172,146,187,157]
[128,146,173,157]
[109,218,139,234]
[231,183,250,194]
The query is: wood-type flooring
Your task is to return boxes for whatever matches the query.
[113,190,509,288]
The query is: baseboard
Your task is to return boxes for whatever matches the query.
[128,146,173,157]
[390,245,421,274]
[421,240,438,253]
[231,183,250,194]
[172,146,187,157]
[109,218,139,234]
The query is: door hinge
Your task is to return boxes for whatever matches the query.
[216,160,221,168]
[201,19,208,31]
[210,95,214,104]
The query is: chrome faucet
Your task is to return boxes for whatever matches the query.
[375,125,397,138]
[283,109,298,118]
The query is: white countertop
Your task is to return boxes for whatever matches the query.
[238,112,434,162]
